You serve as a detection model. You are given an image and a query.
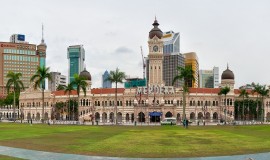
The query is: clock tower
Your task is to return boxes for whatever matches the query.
[148,18,164,85]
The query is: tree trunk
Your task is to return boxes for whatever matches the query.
[77,94,80,121]
[13,90,16,122]
[225,95,227,125]
[242,97,244,121]
[115,83,118,125]
[261,97,264,122]
[42,88,45,123]
[68,94,70,120]
[183,91,186,122]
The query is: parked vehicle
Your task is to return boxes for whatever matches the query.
[161,117,176,125]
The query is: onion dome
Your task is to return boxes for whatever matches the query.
[149,18,163,39]
[221,65,234,80]
[79,68,91,81]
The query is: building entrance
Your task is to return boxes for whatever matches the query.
[150,116,160,122]
[149,111,162,123]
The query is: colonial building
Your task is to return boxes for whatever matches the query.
[18,19,270,123]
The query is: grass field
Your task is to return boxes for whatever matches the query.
[0,123,270,158]
[0,154,25,160]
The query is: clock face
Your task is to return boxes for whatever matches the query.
[153,45,158,52]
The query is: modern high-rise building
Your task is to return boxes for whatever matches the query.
[37,25,47,68]
[67,45,85,83]
[213,67,219,88]
[124,77,146,88]
[163,53,185,87]
[102,70,112,88]
[10,34,27,44]
[183,52,199,88]
[199,67,219,88]
[0,34,46,96]
[48,72,67,91]
[162,31,180,55]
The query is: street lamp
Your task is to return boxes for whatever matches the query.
[202,105,207,126]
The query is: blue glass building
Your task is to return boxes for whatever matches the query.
[102,70,112,88]
[67,45,85,84]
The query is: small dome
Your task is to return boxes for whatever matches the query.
[221,66,234,80]
[80,68,91,81]
[149,19,163,39]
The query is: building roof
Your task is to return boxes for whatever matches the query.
[149,19,163,39]
[80,68,91,81]
[52,90,77,96]
[91,88,125,94]
[221,66,234,80]
[234,89,257,95]
[189,88,221,94]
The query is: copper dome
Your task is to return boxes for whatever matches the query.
[79,68,91,81]
[149,19,163,39]
[221,67,234,80]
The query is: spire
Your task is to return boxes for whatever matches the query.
[227,63,229,69]
[41,23,44,43]
[152,16,159,27]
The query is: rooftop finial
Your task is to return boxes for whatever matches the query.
[227,63,229,69]
[41,23,44,43]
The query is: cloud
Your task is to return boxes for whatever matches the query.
[114,46,134,55]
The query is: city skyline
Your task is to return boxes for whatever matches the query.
[1,0,270,88]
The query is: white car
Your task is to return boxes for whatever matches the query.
[161,117,177,125]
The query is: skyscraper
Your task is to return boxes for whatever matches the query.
[37,25,46,68]
[48,72,67,91]
[163,31,180,55]
[0,34,45,96]
[162,30,184,87]
[163,53,185,87]
[102,70,112,88]
[183,52,199,88]
[67,45,85,83]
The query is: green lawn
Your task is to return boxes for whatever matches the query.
[0,155,25,160]
[0,123,270,158]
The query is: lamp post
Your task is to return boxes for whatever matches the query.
[202,105,207,126]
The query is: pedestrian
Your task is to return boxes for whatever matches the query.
[186,119,189,128]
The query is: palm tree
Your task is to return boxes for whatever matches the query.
[258,85,269,122]
[64,83,74,120]
[218,86,230,124]
[30,66,51,123]
[71,74,88,121]
[239,88,249,121]
[6,71,25,121]
[106,68,126,125]
[56,85,66,91]
[173,65,194,127]
[252,83,262,120]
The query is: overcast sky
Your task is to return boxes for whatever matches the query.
[1,0,270,88]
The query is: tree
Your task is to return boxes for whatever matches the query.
[239,88,249,121]
[258,85,269,122]
[173,66,194,127]
[56,85,66,91]
[64,83,75,120]
[6,71,24,121]
[252,83,262,120]
[71,74,88,121]
[219,86,230,124]
[106,68,126,125]
[30,66,51,123]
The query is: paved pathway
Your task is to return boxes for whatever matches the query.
[0,146,269,160]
